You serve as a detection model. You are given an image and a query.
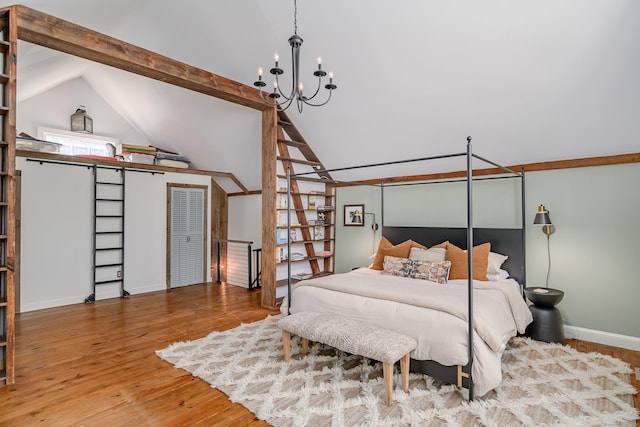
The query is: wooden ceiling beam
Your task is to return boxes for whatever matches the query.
[14,5,270,111]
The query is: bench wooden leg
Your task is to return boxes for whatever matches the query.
[383,362,393,406]
[301,337,309,356]
[282,330,291,362]
[400,353,410,393]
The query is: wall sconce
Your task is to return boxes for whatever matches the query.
[363,212,379,254]
[363,212,379,231]
[70,105,93,134]
[533,204,554,287]
[533,204,555,236]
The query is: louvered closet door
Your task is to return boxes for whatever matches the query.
[170,187,205,287]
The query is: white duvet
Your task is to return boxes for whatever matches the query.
[280,267,533,397]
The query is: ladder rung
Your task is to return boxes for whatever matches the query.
[277,138,307,149]
[95,231,122,235]
[95,279,123,285]
[96,215,123,218]
[277,174,331,183]
[0,74,9,84]
[96,263,123,268]
[96,247,123,251]
[96,198,123,202]
[96,181,124,186]
[277,156,320,167]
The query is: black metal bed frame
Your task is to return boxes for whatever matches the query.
[285,137,526,401]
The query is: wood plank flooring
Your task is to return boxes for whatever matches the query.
[0,283,638,426]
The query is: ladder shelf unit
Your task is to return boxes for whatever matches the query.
[0,8,16,386]
[275,110,335,283]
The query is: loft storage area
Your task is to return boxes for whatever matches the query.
[17,129,191,169]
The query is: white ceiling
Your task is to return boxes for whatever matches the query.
[2,0,639,189]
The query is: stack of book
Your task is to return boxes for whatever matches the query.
[116,144,157,164]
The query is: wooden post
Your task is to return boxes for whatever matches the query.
[210,179,228,283]
[261,108,278,309]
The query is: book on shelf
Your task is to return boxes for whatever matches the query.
[316,205,334,211]
[291,272,313,280]
[276,229,288,244]
[312,226,325,240]
[289,252,305,261]
[322,251,333,257]
[308,197,316,210]
[278,194,288,209]
[316,210,326,224]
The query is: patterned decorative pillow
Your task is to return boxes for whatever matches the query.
[381,256,415,278]
[382,256,451,284]
[412,260,452,284]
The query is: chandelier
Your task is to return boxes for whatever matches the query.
[253,0,337,112]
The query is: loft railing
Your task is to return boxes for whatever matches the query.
[213,239,261,290]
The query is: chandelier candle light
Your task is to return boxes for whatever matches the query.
[254,0,337,112]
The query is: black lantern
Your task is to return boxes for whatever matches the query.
[70,106,93,134]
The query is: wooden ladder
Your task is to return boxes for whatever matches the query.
[276,110,334,278]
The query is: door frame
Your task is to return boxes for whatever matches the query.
[166,183,208,289]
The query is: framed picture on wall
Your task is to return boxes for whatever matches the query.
[344,204,365,226]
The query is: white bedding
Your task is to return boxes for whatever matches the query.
[280,267,533,396]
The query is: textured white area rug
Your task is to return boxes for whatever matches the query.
[157,315,639,426]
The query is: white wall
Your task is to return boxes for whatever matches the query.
[335,162,640,343]
[17,157,212,311]
[228,194,262,244]
[17,76,151,146]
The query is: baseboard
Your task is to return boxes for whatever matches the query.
[20,283,167,312]
[564,325,640,351]
[21,296,84,313]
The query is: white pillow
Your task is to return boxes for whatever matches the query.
[487,251,508,275]
[486,269,510,281]
[409,247,446,262]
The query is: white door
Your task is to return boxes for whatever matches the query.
[170,186,205,287]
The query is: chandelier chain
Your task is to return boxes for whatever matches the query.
[294,0,298,35]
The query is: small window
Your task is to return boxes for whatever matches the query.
[37,127,119,157]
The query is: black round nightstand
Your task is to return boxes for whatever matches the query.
[524,287,565,344]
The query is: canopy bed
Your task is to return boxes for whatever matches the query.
[281,137,532,400]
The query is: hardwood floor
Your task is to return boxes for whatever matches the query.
[0,283,638,426]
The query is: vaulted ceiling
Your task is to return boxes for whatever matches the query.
[3,0,639,190]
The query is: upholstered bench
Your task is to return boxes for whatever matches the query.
[278,311,417,406]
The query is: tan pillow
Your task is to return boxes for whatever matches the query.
[431,241,449,249]
[372,238,413,270]
[446,242,491,281]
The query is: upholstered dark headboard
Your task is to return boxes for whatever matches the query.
[382,226,525,285]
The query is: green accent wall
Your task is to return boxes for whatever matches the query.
[336,162,640,338]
